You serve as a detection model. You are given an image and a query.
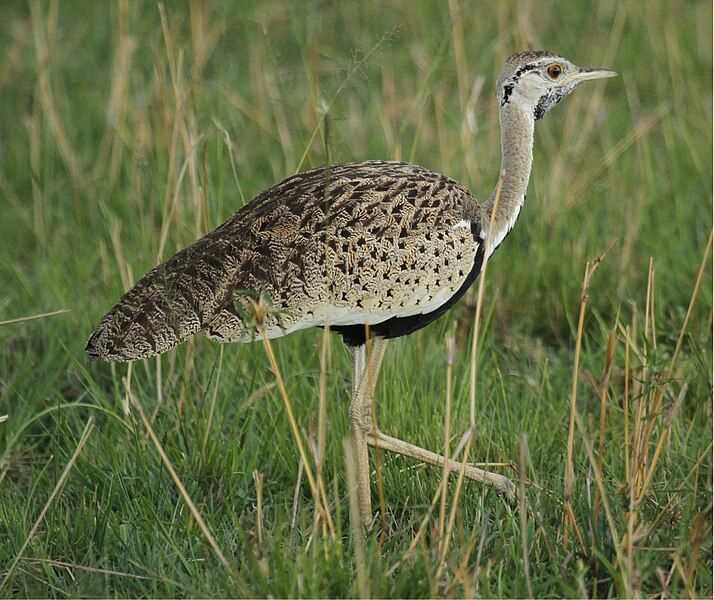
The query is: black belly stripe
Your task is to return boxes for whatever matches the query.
[332,226,486,346]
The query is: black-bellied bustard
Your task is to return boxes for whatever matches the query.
[87,51,615,529]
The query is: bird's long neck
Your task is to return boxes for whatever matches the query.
[483,102,535,254]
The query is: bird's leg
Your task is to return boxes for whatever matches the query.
[354,337,388,428]
[348,343,371,528]
[366,430,516,502]
[348,337,388,529]
[354,338,516,504]
[350,336,515,531]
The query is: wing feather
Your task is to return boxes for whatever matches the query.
[86,161,482,361]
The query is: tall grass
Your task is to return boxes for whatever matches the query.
[0,0,711,596]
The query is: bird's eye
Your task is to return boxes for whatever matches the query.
[546,63,563,79]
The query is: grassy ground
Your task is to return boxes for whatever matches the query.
[0,0,711,597]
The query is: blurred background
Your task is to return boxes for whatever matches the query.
[0,1,711,597]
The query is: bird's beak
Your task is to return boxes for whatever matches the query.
[567,67,618,85]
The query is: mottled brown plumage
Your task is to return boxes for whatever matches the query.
[87,161,484,361]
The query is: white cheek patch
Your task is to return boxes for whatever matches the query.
[512,73,548,105]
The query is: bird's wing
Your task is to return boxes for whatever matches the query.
[87,161,481,361]
[204,162,482,342]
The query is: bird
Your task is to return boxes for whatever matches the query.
[87,50,616,529]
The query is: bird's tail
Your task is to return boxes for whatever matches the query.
[86,266,202,362]
[86,236,238,362]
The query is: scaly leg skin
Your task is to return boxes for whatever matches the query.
[348,344,372,529]
[348,338,389,530]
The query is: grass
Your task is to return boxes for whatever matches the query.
[0,0,711,596]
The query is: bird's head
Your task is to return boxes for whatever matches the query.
[496,50,616,121]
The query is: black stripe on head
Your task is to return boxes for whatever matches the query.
[499,63,540,106]
[512,63,539,79]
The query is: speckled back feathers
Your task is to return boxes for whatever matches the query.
[86,161,485,361]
